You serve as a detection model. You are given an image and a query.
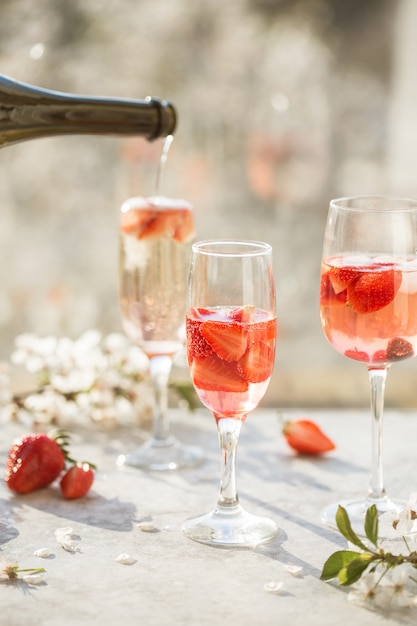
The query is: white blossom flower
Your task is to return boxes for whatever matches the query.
[347,572,381,605]
[380,496,417,540]
[103,332,129,354]
[0,561,46,583]
[379,510,403,541]
[3,331,157,429]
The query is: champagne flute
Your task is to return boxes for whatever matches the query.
[182,240,278,546]
[319,195,417,533]
[117,195,204,470]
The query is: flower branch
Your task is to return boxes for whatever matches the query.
[321,498,417,609]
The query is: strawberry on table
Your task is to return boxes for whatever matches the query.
[60,462,95,500]
[5,432,66,494]
[5,430,96,498]
[283,419,335,455]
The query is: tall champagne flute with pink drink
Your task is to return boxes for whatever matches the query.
[182,240,278,546]
[117,196,204,470]
[320,195,417,533]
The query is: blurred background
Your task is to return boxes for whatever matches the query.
[0,0,416,409]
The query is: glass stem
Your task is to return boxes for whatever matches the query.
[367,368,387,501]
[216,417,243,510]
[149,355,173,443]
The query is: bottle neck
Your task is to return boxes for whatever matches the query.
[0,75,177,146]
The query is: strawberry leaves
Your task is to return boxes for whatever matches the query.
[321,505,386,587]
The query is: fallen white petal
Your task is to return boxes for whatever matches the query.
[22,573,45,585]
[284,564,302,576]
[60,539,80,553]
[115,554,137,565]
[34,548,52,558]
[264,580,284,593]
[137,522,158,533]
[54,527,74,540]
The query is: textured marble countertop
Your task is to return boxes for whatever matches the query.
[1,407,416,626]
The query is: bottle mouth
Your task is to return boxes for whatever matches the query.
[147,97,177,140]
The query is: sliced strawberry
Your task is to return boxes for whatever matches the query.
[60,462,94,499]
[172,209,195,243]
[248,318,277,345]
[238,341,274,383]
[191,353,248,392]
[386,337,414,361]
[283,419,335,455]
[186,317,212,363]
[139,209,180,239]
[328,266,361,294]
[347,268,402,314]
[344,348,369,363]
[189,307,213,318]
[200,321,247,362]
[120,208,155,236]
[227,305,256,322]
[320,273,347,307]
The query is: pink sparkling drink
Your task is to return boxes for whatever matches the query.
[186,306,276,421]
[320,256,417,367]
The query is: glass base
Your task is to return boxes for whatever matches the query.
[321,496,417,538]
[182,504,278,547]
[117,435,205,471]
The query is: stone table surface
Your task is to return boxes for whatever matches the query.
[1,407,417,626]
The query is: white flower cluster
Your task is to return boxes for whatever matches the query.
[348,495,417,611]
[0,330,154,429]
[348,567,417,610]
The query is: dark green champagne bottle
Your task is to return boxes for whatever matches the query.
[0,74,177,147]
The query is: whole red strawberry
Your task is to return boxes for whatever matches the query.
[283,419,335,455]
[5,432,66,494]
[60,463,95,499]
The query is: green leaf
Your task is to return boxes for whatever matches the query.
[364,504,378,546]
[335,506,369,551]
[338,553,375,586]
[321,550,363,581]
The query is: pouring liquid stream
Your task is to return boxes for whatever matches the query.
[154,134,173,199]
